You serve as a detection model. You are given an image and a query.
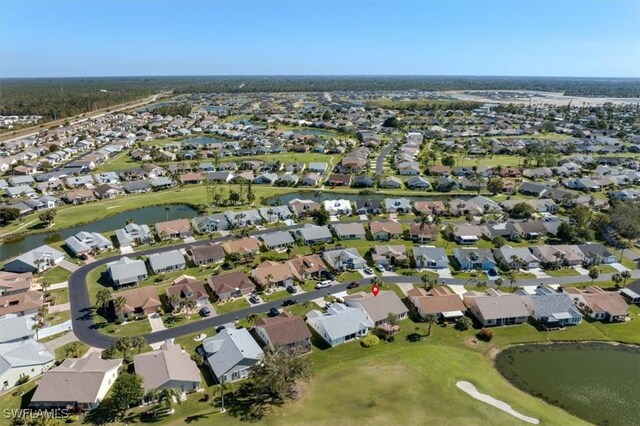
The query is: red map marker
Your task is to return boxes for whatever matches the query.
[372,284,380,297]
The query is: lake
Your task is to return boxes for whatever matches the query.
[177,136,230,145]
[198,105,228,113]
[495,343,640,425]
[0,204,198,262]
[264,191,471,205]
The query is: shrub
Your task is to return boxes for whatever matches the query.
[477,328,494,342]
[387,335,395,343]
[455,316,473,331]
[16,375,30,385]
[114,318,124,325]
[361,334,380,348]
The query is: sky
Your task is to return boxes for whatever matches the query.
[1,0,639,78]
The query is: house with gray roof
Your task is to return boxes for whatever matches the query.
[201,328,263,383]
[150,176,176,189]
[5,185,36,198]
[383,197,412,213]
[414,246,449,269]
[453,248,496,271]
[517,285,582,327]
[4,245,65,273]
[406,176,432,190]
[0,315,35,343]
[122,179,150,193]
[260,231,295,250]
[333,222,366,240]
[493,245,541,270]
[0,339,55,392]
[192,213,229,233]
[115,223,154,248]
[147,250,186,274]
[133,340,201,394]
[322,248,366,271]
[576,243,617,265]
[224,209,263,228]
[295,225,333,244]
[107,257,148,287]
[258,205,292,223]
[65,231,113,257]
[306,304,369,347]
[463,289,530,327]
[308,162,328,173]
[343,291,408,327]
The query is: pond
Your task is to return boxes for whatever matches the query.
[291,128,337,137]
[264,191,471,206]
[198,105,228,113]
[495,343,640,425]
[0,204,198,262]
[177,136,230,145]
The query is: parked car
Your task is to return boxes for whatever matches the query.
[282,298,297,306]
[315,280,332,289]
[347,281,360,289]
[199,307,211,317]
[321,271,335,280]
[324,302,333,310]
[287,285,298,294]
[364,267,374,274]
[249,294,262,304]
[376,264,385,272]
[488,269,498,277]
[268,307,280,317]
[216,325,226,333]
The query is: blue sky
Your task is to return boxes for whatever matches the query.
[1,0,639,78]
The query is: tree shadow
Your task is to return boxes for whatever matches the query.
[224,383,273,422]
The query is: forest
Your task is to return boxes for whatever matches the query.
[1,75,639,123]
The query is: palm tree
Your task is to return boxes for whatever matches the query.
[159,387,182,411]
[96,288,113,312]
[506,271,517,293]
[266,273,274,288]
[184,300,197,317]
[32,322,43,340]
[168,294,181,313]
[145,388,160,406]
[132,336,147,354]
[612,273,623,289]
[113,296,127,318]
[219,377,228,413]
[36,305,49,325]
[64,342,81,358]
[115,336,133,358]
[444,223,456,247]
[246,313,258,327]
[425,314,437,336]
[621,270,632,286]
[588,266,600,285]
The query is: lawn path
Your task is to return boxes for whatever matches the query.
[456,381,540,424]
[0,219,37,237]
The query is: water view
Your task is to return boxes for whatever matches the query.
[495,343,640,425]
[177,135,230,145]
[265,191,471,205]
[0,204,198,262]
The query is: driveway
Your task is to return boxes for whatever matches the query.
[148,313,166,332]
[573,266,590,276]
[58,260,79,272]
[436,268,454,279]
[528,268,550,279]
[42,330,78,353]
[610,262,630,272]
[120,246,134,255]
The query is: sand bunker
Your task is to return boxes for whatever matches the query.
[456,381,540,424]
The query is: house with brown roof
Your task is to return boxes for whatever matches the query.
[0,291,43,318]
[370,221,403,241]
[414,201,447,216]
[428,165,451,176]
[343,291,409,327]
[285,254,328,280]
[166,276,210,312]
[62,189,96,204]
[30,353,122,411]
[407,287,467,322]
[186,243,225,265]
[133,340,201,394]
[326,173,352,187]
[221,237,260,257]
[254,312,312,353]
[288,199,320,217]
[207,271,255,301]
[563,286,628,322]
[0,271,33,296]
[371,245,409,267]
[155,218,192,239]
[409,223,439,243]
[463,289,529,327]
[113,286,162,319]
[179,172,203,185]
[251,261,302,289]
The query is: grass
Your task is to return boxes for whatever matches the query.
[53,341,89,361]
[41,266,71,284]
[47,287,70,305]
[598,264,619,274]
[96,316,152,337]
[214,298,250,315]
[545,268,580,277]
[45,310,70,327]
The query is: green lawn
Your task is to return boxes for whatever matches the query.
[214,298,250,315]
[95,316,152,337]
[544,268,580,277]
[45,310,70,327]
[47,287,70,305]
[53,341,89,361]
[41,266,71,284]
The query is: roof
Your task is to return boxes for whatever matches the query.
[187,243,225,262]
[252,261,302,286]
[155,218,191,235]
[260,231,295,247]
[333,222,366,236]
[222,237,260,254]
[464,293,529,320]
[166,277,208,302]
[306,304,368,341]
[0,315,36,343]
[343,291,408,322]
[6,245,64,270]
[526,291,582,321]
[133,341,201,392]
[30,353,122,405]
[107,257,148,282]
[113,286,162,315]
[370,220,403,235]
[207,271,255,295]
[202,328,263,378]
[296,225,332,241]
[414,246,448,263]
[0,339,54,375]
[0,271,33,294]
[0,291,43,316]
[148,250,186,271]
[408,288,467,315]
[255,312,312,346]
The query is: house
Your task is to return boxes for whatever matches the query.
[30,353,122,411]
[201,328,263,383]
[306,304,369,347]
[221,237,260,256]
[150,177,176,189]
[179,172,203,185]
[113,286,162,318]
[413,246,449,269]
[3,245,65,273]
[493,245,541,270]
[285,254,328,280]
[383,198,411,213]
[295,225,333,245]
[224,209,263,228]
[155,219,192,239]
[352,175,374,188]
[333,222,366,240]
[186,243,225,265]
[406,176,432,190]
[308,162,328,174]
[414,201,447,216]
[326,173,351,187]
[530,245,583,267]
[107,257,148,287]
[343,291,408,327]
[251,260,302,289]
[94,183,124,199]
[463,289,530,327]
[0,291,43,317]
[207,271,256,301]
[0,271,33,296]
[323,248,366,271]
[576,244,617,265]
[428,165,451,176]
[371,245,408,267]
[620,280,640,304]
[450,224,484,244]
[258,205,292,223]
[62,189,96,204]
[115,223,154,248]
[65,231,113,257]
[300,173,321,186]
[407,287,466,322]
[166,276,210,311]
[517,285,582,327]
[191,214,230,233]
[408,223,438,243]
[122,179,151,193]
[370,221,403,241]
[453,248,496,271]
[254,312,312,353]
[148,250,186,274]
[354,199,381,215]
[379,176,403,189]
[563,286,628,322]
[288,199,320,217]
[323,199,352,215]
[133,340,201,394]
[0,338,55,391]
[260,231,295,250]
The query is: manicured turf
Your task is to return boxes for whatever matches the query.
[41,266,72,284]
[544,268,580,277]
[53,341,89,361]
[214,298,250,315]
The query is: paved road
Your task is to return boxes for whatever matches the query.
[375,135,398,175]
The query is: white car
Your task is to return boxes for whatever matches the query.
[363,267,374,274]
[315,280,332,289]
[376,264,385,272]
